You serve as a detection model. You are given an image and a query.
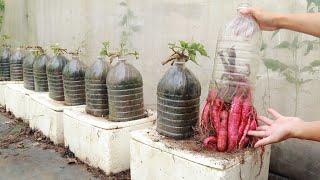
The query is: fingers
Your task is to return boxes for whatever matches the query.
[254,136,273,148]
[256,125,269,131]
[247,130,269,138]
[258,115,273,125]
[268,108,283,119]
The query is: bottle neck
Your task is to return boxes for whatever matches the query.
[236,2,251,14]
[173,61,186,68]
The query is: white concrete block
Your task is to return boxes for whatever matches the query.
[0,81,23,106]
[130,128,271,180]
[4,84,40,122]
[29,93,84,145]
[63,107,156,174]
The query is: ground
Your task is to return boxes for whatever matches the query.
[0,108,130,180]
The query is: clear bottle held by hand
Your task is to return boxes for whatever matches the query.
[201,2,262,152]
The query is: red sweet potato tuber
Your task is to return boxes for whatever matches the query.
[217,110,228,152]
[227,95,243,152]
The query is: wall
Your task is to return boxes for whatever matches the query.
[2,0,320,179]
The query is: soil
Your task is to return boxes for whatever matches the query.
[0,106,131,180]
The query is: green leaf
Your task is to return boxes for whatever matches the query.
[120,1,127,6]
[180,41,188,48]
[271,30,280,39]
[310,60,320,67]
[274,41,290,49]
[282,70,298,84]
[263,58,288,71]
[301,65,313,73]
[260,41,267,51]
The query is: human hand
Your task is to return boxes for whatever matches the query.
[239,7,281,31]
[248,108,303,147]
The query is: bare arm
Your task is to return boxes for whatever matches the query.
[241,8,320,37]
[248,108,320,147]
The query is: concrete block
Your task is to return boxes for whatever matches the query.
[0,81,23,106]
[130,128,271,180]
[63,107,156,174]
[4,84,40,122]
[29,93,84,145]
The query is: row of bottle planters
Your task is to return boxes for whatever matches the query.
[0,47,201,139]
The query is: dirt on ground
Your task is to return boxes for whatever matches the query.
[0,106,130,180]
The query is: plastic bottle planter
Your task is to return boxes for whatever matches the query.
[0,47,11,81]
[33,54,50,92]
[106,58,144,121]
[85,56,109,117]
[23,50,36,90]
[156,61,201,139]
[46,54,68,101]
[10,48,24,81]
[62,55,86,106]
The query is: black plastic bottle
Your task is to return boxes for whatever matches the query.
[62,54,86,106]
[23,49,36,90]
[0,46,11,81]
[156,60,201,139]
[9,48,24,81]
[106,57,144,121]
[33,53,50,92]
[85,56,109,117]
[46,52,68,101]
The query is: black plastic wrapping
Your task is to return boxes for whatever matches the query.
[156,61,201,139]
[33,54,50,92]
[106,58,144,121]
[85,56,109,117]
[62,55,86,106]
[0,47,11,81]
[46,54,68,101]
[10,48,24,81]
[23,50,35,90]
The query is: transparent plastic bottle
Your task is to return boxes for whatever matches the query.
[23,49,36,90]
[156,60,201,139]
[62,54,86,106]
[85,56,109,117]
[210,2,261,103]
[10,48,24,81]
[0,46,11,81]
[33,53,50,92]
[106,57,144,122]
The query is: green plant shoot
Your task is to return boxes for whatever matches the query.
[162,40,208,65]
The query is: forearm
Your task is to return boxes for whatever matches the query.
[292,121,320,141]
[275,13,320,37]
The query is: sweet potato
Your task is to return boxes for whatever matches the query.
[211,98,223,132]
[227,95,243,152]
[217,110,228,152]
[203,136,217,150]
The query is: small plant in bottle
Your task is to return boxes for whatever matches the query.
[104,41,144,121]
[85,41,111,117]
[156,40,208,140]
[46,44,68,101]
[9,45,24,81]
[33,46,50,92]
[23,46,38,90]
[62,49,86,106]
